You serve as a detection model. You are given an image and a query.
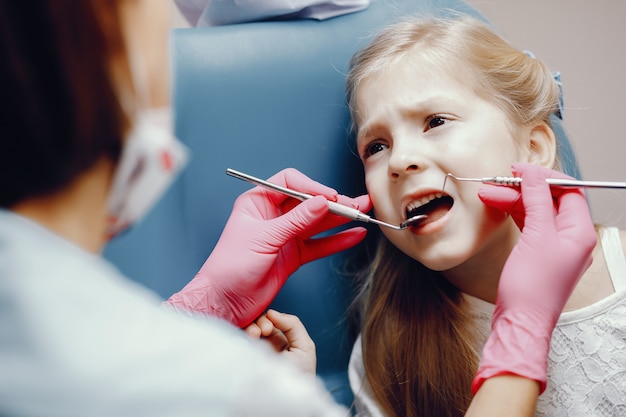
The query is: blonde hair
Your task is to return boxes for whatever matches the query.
[347,15,561,131]
[347,16,563,417]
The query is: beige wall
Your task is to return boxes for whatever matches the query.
[467,0,626,228]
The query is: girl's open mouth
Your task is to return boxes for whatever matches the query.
[405,194,454,226]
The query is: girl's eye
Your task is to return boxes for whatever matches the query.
[362,141,387,159]
[425,115,447,130]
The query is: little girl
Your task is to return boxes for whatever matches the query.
[344,15,626,417]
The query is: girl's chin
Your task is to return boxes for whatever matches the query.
[399,245,467,272]
[416,258,461,273]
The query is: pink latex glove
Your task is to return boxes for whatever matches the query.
[472,163,596,394]
[165,168,371,328]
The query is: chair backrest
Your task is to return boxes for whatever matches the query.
[104,0,580,407]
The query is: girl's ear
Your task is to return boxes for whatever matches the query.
[527,122,557,168]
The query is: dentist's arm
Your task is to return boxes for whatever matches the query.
[466,163,596,417]
[165,168,371,328]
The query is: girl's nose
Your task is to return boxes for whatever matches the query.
[387,138,425,179]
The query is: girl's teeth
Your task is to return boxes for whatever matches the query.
[409,194,440,211]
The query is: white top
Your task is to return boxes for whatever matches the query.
[349,227,626,416]
[0,209,347,417]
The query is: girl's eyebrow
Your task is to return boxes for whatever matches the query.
[355,129,373,147]
[405,96,458,113]
[356,124,380,143]
[356,95,458,138]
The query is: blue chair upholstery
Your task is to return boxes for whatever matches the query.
[104,0,580,407]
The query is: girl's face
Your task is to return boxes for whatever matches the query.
[355,54,533,279]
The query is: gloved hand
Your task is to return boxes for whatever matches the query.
[472,163,597,394]
[165,168,371,328]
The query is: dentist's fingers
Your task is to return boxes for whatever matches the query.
[478,185,524,228]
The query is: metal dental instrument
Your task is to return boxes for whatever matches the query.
[226,168,427,230]
[443,173,626,192]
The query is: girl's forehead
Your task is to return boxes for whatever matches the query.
[364,46,477,89]
[408,47,479,85]
[355,53,478,109]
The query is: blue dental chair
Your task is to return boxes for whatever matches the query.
[104,0,580,408]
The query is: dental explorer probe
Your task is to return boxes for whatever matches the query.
[226,168,427,230]
[443,173,626,191]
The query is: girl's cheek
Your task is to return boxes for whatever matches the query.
[364,175,381,199]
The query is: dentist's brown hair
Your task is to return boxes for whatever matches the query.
[0,0,133,208]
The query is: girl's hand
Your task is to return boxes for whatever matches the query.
[245,309,316,375]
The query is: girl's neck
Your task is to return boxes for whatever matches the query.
[563,229,613,311]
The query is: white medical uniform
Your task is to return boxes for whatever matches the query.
[0,209,347,417]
